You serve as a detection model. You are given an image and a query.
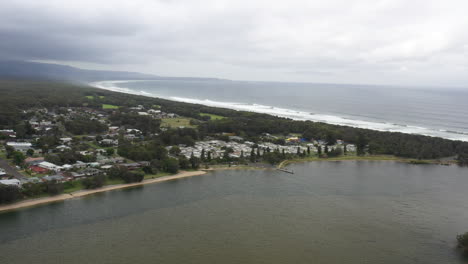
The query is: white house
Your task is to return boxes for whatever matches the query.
[38,161,61,171]
[6,142,33,153]
[0,179,22,188]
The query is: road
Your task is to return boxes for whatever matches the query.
[0,158,26,180]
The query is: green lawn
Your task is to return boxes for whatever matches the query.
[200,113,225,120]
[102,104,119,109]
[161,118,195,128]
[86,95,105,100]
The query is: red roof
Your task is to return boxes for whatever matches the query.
[29,165,49,174]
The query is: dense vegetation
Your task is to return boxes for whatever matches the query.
[1,80,467,161]
[458,232,468,256]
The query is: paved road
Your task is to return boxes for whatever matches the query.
[0,158,26,180]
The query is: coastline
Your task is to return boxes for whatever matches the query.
[277,155,456,169]
[0,157,457,213]
[89,80,468,142]
[0,170,207,213]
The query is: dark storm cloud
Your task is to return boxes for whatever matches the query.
[1,0,468,86]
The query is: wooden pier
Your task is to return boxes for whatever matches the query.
[276,168,294,174]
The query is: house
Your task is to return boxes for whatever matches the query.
[121,163,142,170]
[29,165,49,174]
[100,139,118,146]
[6,142,33,153]
[25,157,45,165]
[0,179,22,188]
[73,161,87,169]
[62,164,73,170]
[42,175,66,182]
[38,161,61,171]
[148,109,161,114]
[56,145,71,151]
[0,129,16,138]
[60,137,73,144]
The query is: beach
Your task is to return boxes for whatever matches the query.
[0,170,207,213]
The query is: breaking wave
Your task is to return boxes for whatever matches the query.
[90,80,468,142]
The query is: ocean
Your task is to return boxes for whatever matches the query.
[91,80,468,141]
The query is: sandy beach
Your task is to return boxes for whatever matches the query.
[0,170,207,213]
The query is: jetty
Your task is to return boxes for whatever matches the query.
[276,168,294,174]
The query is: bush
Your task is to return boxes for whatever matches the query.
[82,174,106,189]
[457,232,468,255]
[0,185,21,203]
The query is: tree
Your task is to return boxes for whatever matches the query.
[317,146,322,156]
[356,133,368,156]
[207,151,212,162]
[12,151,25,166]
[325,130,337,145]
[26,148,34,157]
[178,155,190,169]
[45,180,64,195]
[82,174,106,189]
[343,144,347,154]
[325,146,329,154]
[189,153,200,169]
[307,146,310,155]
[5,145,14,158]
[169,146,181,156]
[200,149,206,162]
[106,148,115,156]
[162,158,179,174]
[0,185,21,204]
[250,148,256,162]
[457,232,468,255]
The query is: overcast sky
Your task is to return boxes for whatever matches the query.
[1,0,468,86]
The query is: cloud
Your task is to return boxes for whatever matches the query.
[1,0,468,86]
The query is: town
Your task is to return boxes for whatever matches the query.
[0,100,355,203]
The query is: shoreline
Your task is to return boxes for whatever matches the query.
[89,80,468,142]
[0,157,457,213]
[277,155,457,169]
[0,170,207,213]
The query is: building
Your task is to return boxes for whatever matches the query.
[0,129,16,138]
[25,157,45,165]
[6,142,33,153]
[29,165,49,174]
[38,161,61,171]
[42,175,65,182]
[0,179,22,188]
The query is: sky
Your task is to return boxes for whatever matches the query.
[1,0,468,87]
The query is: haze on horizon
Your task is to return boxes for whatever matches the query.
[1,0,468,88]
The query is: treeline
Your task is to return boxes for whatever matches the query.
[1,80,468,161]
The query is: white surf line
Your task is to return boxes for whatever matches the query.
[89,80,468,142]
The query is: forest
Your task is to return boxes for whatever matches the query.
[1,79,468,162]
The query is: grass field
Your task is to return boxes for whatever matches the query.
[161,118,195,128]
[102,104,119,109]
[86,95,105,99]
[200,113,225,120]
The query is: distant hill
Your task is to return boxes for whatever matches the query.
[0,60,226,83]
[0,60,161,82]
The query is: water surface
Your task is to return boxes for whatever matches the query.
[1,161,468,263]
